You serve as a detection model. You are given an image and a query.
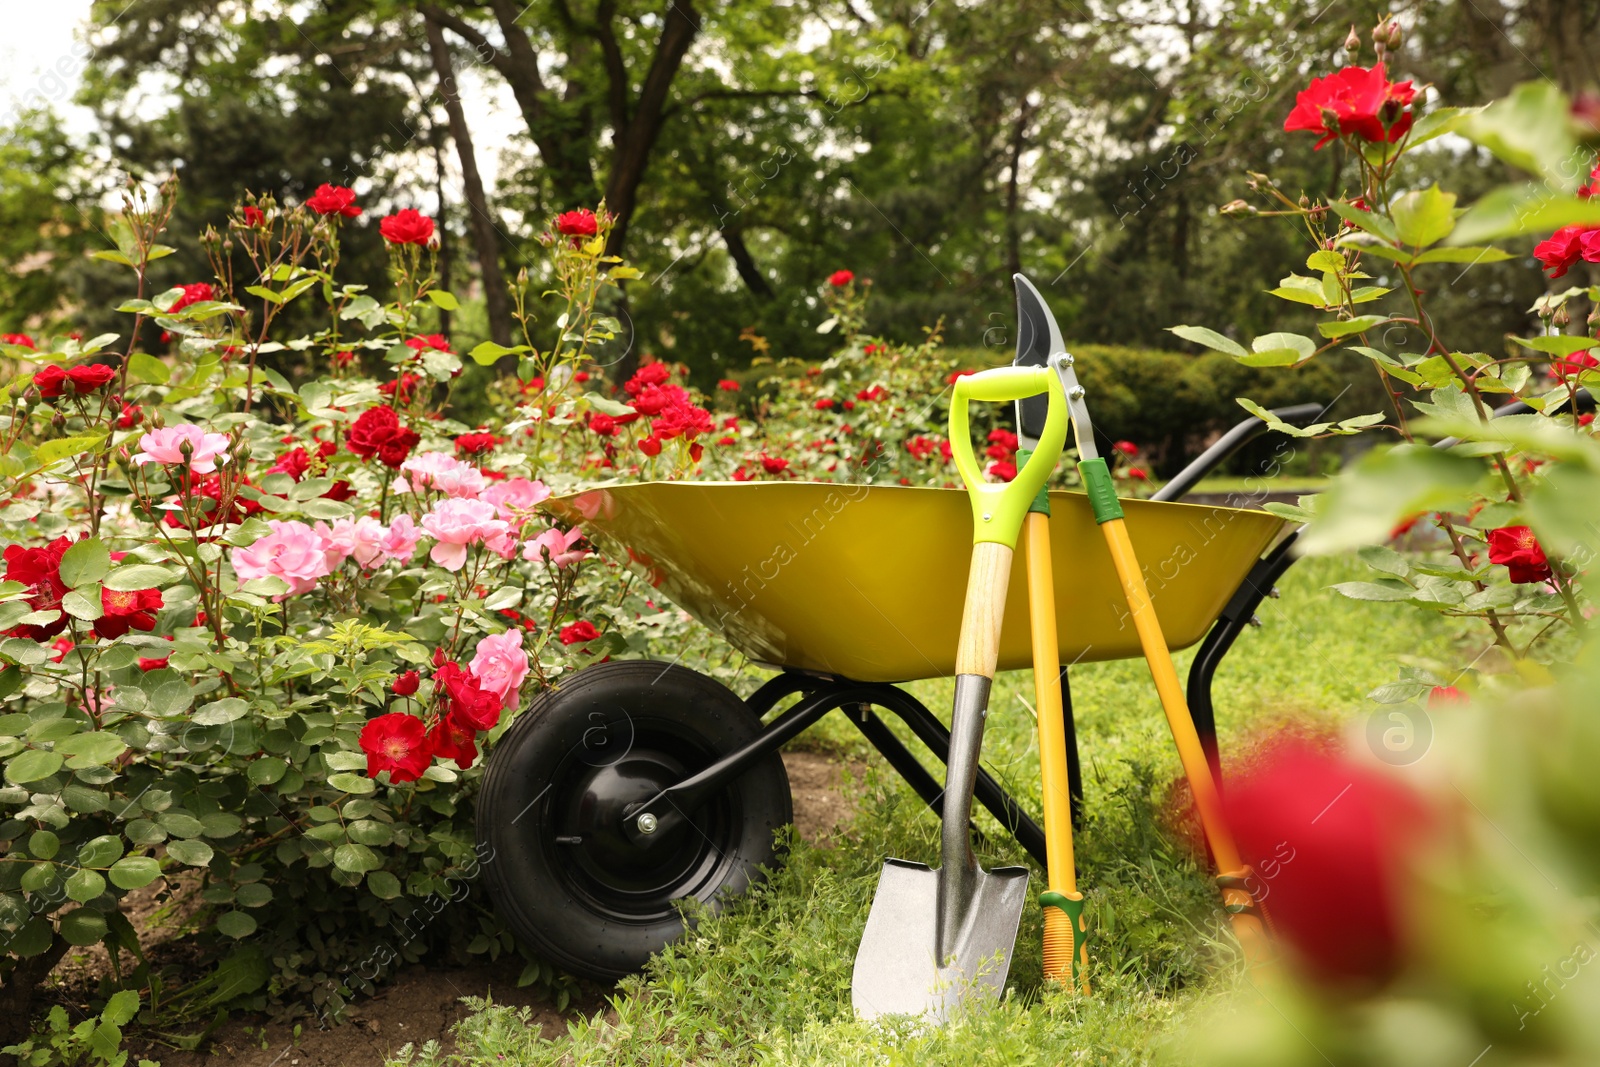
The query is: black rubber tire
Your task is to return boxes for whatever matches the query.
[477,660,792,981]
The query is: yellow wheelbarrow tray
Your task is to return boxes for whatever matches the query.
[549,481,1287,683]
[478,405,1320,985]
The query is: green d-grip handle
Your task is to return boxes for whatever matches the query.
[948,365,1068,548]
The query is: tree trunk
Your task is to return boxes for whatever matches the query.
[431,136,453,338]
[602,0,701,256]
[0,931,71,1052]
[722,226,773,299]
[423,14,513,346]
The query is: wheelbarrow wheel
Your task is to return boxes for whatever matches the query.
[477,659,792,982]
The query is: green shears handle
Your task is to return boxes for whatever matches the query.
[948,365,1068,548]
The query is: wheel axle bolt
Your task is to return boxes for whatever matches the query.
[636,812,658,834]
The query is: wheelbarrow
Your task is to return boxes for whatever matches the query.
[476,401,1325,984]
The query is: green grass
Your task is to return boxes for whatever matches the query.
[389,555,1461,1066]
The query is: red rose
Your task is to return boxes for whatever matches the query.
[1113,440,1138,456]
[559,620,600,646]
[94,587,163,640]
[32,365,66,399]
[829,269,854,287]
[360,713,432,782]
[405,334,450,353]
[1534,225,1592,279]
[1127,467,1149,481]
[988,460,1017,482]
[455,432,499,455]
[761,455,789,475]
[1283,63,1416,150]
[323,480,355,502]
[117,403,141,429]
[379,371,426,405]
[3,537,72,640]
[814,398,836,410]
[50,637,73,663]
[435,662,503,731]
[588,414,617,437]
[945,369,976,385]
[305,183,361,218]
[2,333,36,349]
[347,406,419,469]
[986,428,1019,455]
[428,714,479,770]
[138,655,171,672]
[939,439,953,461]
[169,283,215,312]
[380,209,435,246]
[856,385,887,402]
[555,208,598,239]
[1428,685,1466,707]
[717,379,740,392]
[241,205,266,227]
[624,361,672,396]
[66,365,116,393]
[267,446,312,481]
[392,670,420,696]
[1224,741,1429,988]
[1487,525,1552,584]
[906,436,935,460]
[1555,350,1600,377]
[638,435,663,457]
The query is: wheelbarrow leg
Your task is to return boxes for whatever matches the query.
[1059,666,1084,831]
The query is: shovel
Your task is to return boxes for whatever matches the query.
[852,362,1069,1022]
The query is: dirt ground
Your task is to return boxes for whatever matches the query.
[92,750,858,1066]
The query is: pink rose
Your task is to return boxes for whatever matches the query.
[231,519,335,596]
[469,630,530,712]
[420,498,509,571]
[314,518,360,569]
[133,425,232,474]
[482,477,551,522]
[400,452,486,498]
[378,514,422,564]
[523,525,589,568]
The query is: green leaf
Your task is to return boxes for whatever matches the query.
[1460,80,1578,184]
[102,989,142,1028]
[236,882,273,907]
[58,907,108,946]
[333,842,382,873]
[166,839,214,866]
[346,819,393,846]
[468,341,523,367]
[1450,185,1600,244]
[108,856,161,890]
[244,285,284,305]
[65,868,106,903]
[192,698,248,726]
[248,757,288,786]
[1317,315,1389,339]
[5,749,63,784]
[1406,106,1482,149]
[103,564,178,592]
[57,732,127,769]
[77,835,124,867]
[1166,325,1246,358]
[35,435,108,467]
[1265,275,1331,308]
[28,829,60,859]
[366,870,403,899]
[1306,250,1345,274]
[1412,246,1514,265]
[127,352,171,385]
[148,680,194,717]
[216,910,257,938]
[1390,185,1457,248]
[1298,445,1487,555]
[328,772,375,795]
[427,290,460,311]
[59,538,110,589]
[1237,332,1315,366]
[1332,580,1416,602]
[62,588,103,621]
[1327,201,1398,244]
[585,394,636,417]
[1508,334,1599,356]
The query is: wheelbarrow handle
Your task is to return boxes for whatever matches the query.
[948,365,1069,549]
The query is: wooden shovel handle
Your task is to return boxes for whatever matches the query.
[955,541,1013,678]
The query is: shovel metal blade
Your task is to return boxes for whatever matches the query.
[851,857,1030,1022]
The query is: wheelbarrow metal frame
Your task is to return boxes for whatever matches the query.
[626,402,1326,868]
